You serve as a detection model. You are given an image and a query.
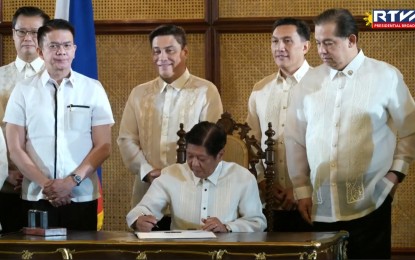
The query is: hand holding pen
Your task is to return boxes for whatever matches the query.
[135,212,160,232]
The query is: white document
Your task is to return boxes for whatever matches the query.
[135,230,217,239]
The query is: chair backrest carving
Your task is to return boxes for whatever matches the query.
[216,112,261,177]
[176,112,276,231]
[176,123,186,164]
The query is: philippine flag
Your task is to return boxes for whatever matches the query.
[55,0,104,231]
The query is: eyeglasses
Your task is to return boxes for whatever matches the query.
[47,42,74,51]
[14,29,38,38]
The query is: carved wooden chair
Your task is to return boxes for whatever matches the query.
[176,112,277,231]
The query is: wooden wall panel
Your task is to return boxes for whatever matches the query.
[2,0,205,21]
[2,0,55,21]
[218,0,415,18]
[1,36,13,65]
[92,0,205,20]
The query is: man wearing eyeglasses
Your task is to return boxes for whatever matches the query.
[285,9,415,259]
[4,19,114,230]
[0,6,50,234]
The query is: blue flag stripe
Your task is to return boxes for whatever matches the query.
[69,0,98,80]
[67,1,101,182]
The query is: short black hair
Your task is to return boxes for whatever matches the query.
[37,19,75,48]
[272,18,311,41]
[314,8,358,42]
[12,6,50,29]
[149,24,187,49]
[185,121,226,157]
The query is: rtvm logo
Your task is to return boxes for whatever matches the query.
[370,10,415,29]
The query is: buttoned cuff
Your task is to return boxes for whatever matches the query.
[140,164,154,182]
[294,186,313,200]
[126,214,138,228]
[390,159,409,175]
[226,223,236,232]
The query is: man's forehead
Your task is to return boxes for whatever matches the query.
[15,16,44,26]
[186,144,209,155]
[152,35,180,46]
[272,28,300,39]
[42,30,73,42]
[315,22,337,33]
[45,29,72,36]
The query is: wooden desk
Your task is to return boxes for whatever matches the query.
[0,230,348,259]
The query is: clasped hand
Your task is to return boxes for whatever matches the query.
[42,178,74,207]
[273,185,297,211]
[7,170,23,191]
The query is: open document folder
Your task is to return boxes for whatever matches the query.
[135,230,217,239]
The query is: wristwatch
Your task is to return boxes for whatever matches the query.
[71,174,83,186]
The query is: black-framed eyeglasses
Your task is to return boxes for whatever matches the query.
[47,42,74,51]
[14,29,38,38]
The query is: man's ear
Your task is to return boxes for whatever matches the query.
[73,44,77,59]
[182,45,189,58]
[348,34,357,47]
[303,40,311,55]
[216,148,225,160]
[37,47,44,60]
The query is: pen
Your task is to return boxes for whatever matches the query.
[141,212,160,229]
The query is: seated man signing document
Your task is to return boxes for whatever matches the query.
[126,121,267,232]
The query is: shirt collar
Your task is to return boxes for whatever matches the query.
[40,68,75,88]
[329,50,365,80]
[276,60,310,83]
[15,56,44,73]
[192,161,223,186]
[158,68,190,93]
